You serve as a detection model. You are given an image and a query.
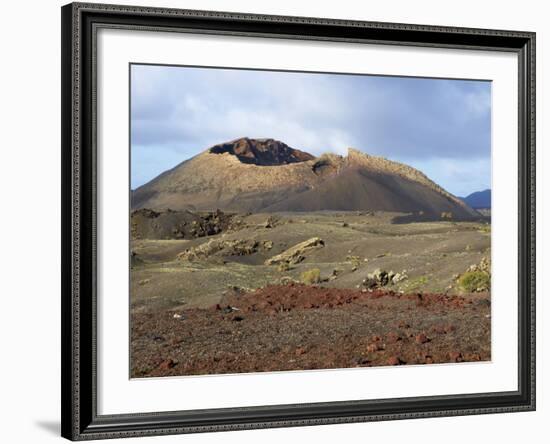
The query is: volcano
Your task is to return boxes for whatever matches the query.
[132,137,479,219]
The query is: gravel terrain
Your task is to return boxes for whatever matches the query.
[130,211,491,377]
[131,284,490,377]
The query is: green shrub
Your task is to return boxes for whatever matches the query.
[458,271,490,292]
[478,224,491,234]
[403,275,428,292]
[346,255,361,268]
[278,262,291,272]
[300,268,321,285]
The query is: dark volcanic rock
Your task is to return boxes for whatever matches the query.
[209,137,314,166]
[158,359,177,370]
[415,333,429,344]
[387,356,403,366]
[131,208,235,240]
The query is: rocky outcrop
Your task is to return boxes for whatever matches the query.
[131,208,234,240]
[361,268,408,289]
[209,137,314,166]
[265,237,325,265]
[177,238,260,261]
[465,256,491,274]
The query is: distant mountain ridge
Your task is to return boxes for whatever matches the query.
[460,189,491,209]
[132,137,479,219]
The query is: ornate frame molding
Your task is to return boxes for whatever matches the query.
[61,2,535,440]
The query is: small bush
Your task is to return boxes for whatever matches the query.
[403,275,428,291]
[458,271,490,292]
[478,224,491,233]
[278,262,291,272]
[346,255,361,268]
[300,268,321,285]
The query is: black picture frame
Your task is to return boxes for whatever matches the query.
[61,2,536,440]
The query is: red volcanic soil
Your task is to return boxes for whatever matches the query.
[131,284,491,378]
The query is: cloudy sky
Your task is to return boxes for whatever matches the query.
[131,64,491,197]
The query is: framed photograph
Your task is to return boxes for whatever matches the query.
[61,2,536,440]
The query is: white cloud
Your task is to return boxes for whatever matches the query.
[130,65,491,195]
